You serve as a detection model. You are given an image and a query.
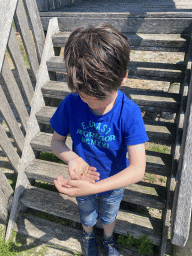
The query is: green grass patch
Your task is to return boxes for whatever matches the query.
[144,173,157,184]
[145,142,170,154]
[39,152,63,163]
[118,232,156,255]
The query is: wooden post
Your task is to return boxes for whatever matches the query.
[0,169,14,224]
[172,219,192,255]
[171,70,192,246]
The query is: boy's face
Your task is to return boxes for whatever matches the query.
[79,91,118,115]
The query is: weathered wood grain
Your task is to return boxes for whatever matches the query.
[0,0,18,72]
[53,31,189,52]
[46,56,184,83]
[5,18,60,241]
[7,26,34,107]
[0,169,14,224]
[171,73,192,247]
[23,0,45,63]
[30,132,72,152]
[30,133,172,176]
[24,158,166,210]
[40,12,192,34]
[0,85,24,153]
[16,214,152,256]
[14,0,39,79]
[20,185,162,245]
[0,124,20,172]
[41,81,181,112]
[1,57,29,132]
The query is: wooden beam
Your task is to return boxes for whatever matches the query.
[23,0,45,63]
[0,169,14,224]
[0,0,18,72]
[0,124,20,172]
[7,25,34,108]
[6,17,59,242]
[171,71,192,247]
[14,0,39,79]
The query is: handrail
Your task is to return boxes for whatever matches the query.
[171,34,192,246]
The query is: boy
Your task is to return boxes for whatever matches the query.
[50,24,148,256]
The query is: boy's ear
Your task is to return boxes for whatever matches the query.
[121,70,128,86]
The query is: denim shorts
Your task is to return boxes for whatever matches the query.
[76,187,124,226]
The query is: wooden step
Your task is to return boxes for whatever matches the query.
[42,81,181,113]
[40,12,192,35]
[15,214,153,256]
[52,31,189,52]
[47,56,184,83]
[35,107,176,144]
[19,185,163,245]
[30,132,172,175]
[25,159,167,210]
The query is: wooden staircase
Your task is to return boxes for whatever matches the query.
[1,1,192,255]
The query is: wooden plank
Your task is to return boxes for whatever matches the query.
[40,12,192,34]
[146,151,171,177]
[171,75,192,246]
[23,0,45,62]
[40,12,192,18]
[35,106,176,144]
[1,57,29,132]
[30,134,172,176]
[16,214,153,256]
[0,85,24,153]
[0,169,14,224]
[46,56,184,83]
[0,124,20,172]
[42,81,181,112]
[14,0,39,79]
[20,185,162,245]
[26,149,171,184]
[53,31,189,52]
[30,132,72,152]
[24,159,167,210]
[7,26,34,108]
[0,0,18,72]
[5,18,60,241]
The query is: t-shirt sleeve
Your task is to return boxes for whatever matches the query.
[50,96,70,136]
[124,105,149,145]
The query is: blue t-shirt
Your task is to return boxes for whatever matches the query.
[50,90,149,194]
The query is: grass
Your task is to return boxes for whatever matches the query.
[145,142,170,154]
[39,152,63,163]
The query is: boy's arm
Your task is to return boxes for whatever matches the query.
[54,143,146,196]
[51,131,100,182]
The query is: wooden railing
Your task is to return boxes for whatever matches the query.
[0,0,45,173]
[171,34,192,247]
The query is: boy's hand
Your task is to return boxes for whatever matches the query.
[54,175,97,197]
[68,157,100,183]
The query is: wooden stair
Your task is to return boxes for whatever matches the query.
[5,5,191,256]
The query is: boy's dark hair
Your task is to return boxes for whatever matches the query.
[64,24,131,99]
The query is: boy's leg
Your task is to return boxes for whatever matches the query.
[99,188,125,256]
[103,219,116,239]
[82,224,93,235]
[76,195,99,256]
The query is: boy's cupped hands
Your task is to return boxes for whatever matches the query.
[54,175,98,197]
[68,156,100,183]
